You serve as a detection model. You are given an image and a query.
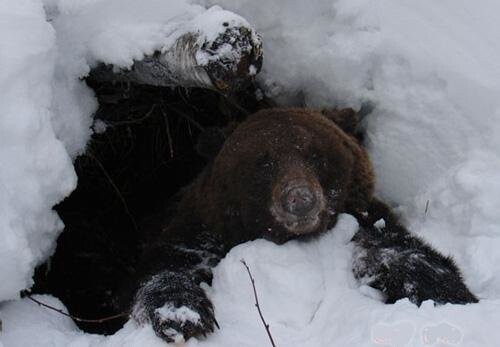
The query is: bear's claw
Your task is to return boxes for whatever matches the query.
[152,302,217,343]
[132,270,218,343]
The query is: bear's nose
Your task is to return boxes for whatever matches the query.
[271,175,326,234]
[281,185,317,216]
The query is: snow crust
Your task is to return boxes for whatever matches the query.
[3,0,500,346]
[0,0,79,301]
[3,217,500,346]
[203,0,500,304]
[50,0,251,69]
[0,0,251,303]
[374,218,386,230]
[155,305,201,325]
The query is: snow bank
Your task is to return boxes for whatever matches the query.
[203,0,500,301]
[0,0,253,302]
[3,216,500,346]
[0,0,80,301]
[3,0,500,346]
[50,0,252,70]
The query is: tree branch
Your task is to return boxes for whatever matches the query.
[240,259,277,347]
[88,24,262,95]
[23,293,128,324]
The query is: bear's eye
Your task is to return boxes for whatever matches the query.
[255,152,276,174]
[310,152,329,170]
[256,151,271,165]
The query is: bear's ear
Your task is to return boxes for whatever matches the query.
[195,122,239,160]
[321,108,359,135]
[196,127,227,160]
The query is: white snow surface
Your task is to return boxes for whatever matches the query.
[155,304,201,325]
[0,0,79,301]
[0,0,251,303]
[3,217,500,346]
[2,0,500,346]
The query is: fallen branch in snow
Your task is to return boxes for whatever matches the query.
[88,24,262,95]
[86,151,139,233]
[23,292,128,324]
[240,260,277,347]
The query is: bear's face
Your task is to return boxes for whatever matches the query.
[197,108,374,245]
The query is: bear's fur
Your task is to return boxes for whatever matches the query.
[173,108,374,246]
[127,108,477,343]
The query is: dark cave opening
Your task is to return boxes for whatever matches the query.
[32,80,266,335]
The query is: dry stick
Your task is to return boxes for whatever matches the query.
[240,260,277,347]
[160,107,175,159]
[25,294,128,324]
[108,104,157,126]
[424,199,430,215]
[87,152,139,233]
[165,104,205,131]
[213,89,251,116]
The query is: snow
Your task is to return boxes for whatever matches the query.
[0,0,252,303]
[3,217,500,346]
[51,0,252,70]
[155,305,201,325]
[374,218,386,229]
[0,0,79,301]
[3,0,500,346]
[205,0,500,305]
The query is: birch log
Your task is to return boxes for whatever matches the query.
[88,14,263,94]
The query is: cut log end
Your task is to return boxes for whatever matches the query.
[88,23,263,95]
[202,26,263,94]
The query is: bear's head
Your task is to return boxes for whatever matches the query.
[190,108,374,245]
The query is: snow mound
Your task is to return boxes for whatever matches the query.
[50,0,253,70]
[0,0,78,301]
[3,216,500,346]
[0,0,253,302]
[3,0,500,346]
[203,0,500,302]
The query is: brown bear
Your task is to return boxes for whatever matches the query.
[128,108,477,343]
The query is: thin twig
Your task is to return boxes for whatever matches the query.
[214,89,250,116]
[107,104,157,126]
[165,104,205,131]
[160,107,175,159]
[25,294,128,323]
[424,199,430,216]
[240,259,277,347]
[87,152,138,232]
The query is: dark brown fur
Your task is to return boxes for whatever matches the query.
[128,108,476,344]
[171,108,374,246]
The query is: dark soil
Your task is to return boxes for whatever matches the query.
[32,80,268,335]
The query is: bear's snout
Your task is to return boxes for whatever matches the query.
[270,174,326,235]
[281,180,317,216]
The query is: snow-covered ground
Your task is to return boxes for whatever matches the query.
[2,0,500,346]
